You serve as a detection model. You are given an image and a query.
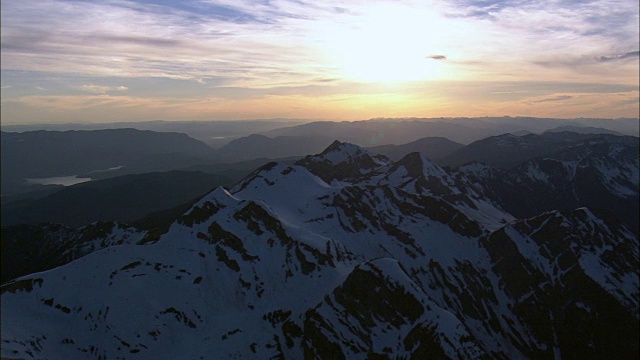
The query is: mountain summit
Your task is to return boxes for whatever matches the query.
[295,140,392,183]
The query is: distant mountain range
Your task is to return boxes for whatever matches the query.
[1,171,233,228]
[0,129,215,196]
[0,120,305,148]
[366,136,463,161]
[543,124,625,135]
[214,134,335,162]
[437,131,612,169]
[0,127,466,198]
[263,117,638,145]
[3,129,637,231]
[2,137,637,358]
[3,116,636,147]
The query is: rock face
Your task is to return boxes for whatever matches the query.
[2,141,638,359]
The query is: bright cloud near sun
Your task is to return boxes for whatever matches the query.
[0,0,638,124]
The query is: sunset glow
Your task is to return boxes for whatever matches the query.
[1,0,638,124]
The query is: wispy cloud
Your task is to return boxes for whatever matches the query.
[535,50,640,67]
[0,0,330,86]
[76,85,128,94]
[527,95,574,104]
[597,50,640,62]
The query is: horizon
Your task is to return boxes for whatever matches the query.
[1,115,639,128]
[1,0,639,125]
[2,116,640,139]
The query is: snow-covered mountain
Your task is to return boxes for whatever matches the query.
[458,134,640,233]
[2,141,638,359]
[438,131,616,169]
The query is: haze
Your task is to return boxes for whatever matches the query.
[1,0,638,125]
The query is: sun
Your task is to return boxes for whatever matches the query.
[318,4,450,83]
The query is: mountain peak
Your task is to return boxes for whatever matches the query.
[317,140,375,162]
[322,140,345,153]
[296,141,391,183]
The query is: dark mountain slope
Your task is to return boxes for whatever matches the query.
[265,119,498,145]
[365,136,463,161]
[1,129,215,196]
[469,134,639,233]
[214,134,334,162]
[1,222,146,284]
[543,125,625,135]
[438,131,607,169]
[2,171,231,227]
[482,208,639,359]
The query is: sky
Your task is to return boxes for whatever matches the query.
[1,0,638,125]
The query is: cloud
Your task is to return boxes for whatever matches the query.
[77,85,128,94]
[3,94,173,111]
[597,50,640,62]
[448,0,639,64]
[91,35,185,48]
[0,0,331,87]
[2,0,636,87]
[314,78,340,83]
[528,95,574,104]
[523,50,639,82]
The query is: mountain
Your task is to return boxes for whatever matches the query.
[543,125,625,135]
[295,140,393,183]
[569,117,639,136]
[1,222,147,284]
[477,134,640,233]
[480,208,638,359]
[264,117,640,147]
[0,120,306,148]
[443,116,639,136]
[437,131,617,169]
[4,117,637,147]
[2,141,637,359]
[1,129,215,197]
[264,119,498,145]
[365,136,463,161]
[1,171,232,228]
[214,134,334,162]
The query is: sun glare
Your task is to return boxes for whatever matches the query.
[318,5,451,83]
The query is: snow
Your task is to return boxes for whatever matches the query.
[594,158,639,198]
[523,163,550,184]
[315,142,389,167]
[457,162,493,180]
